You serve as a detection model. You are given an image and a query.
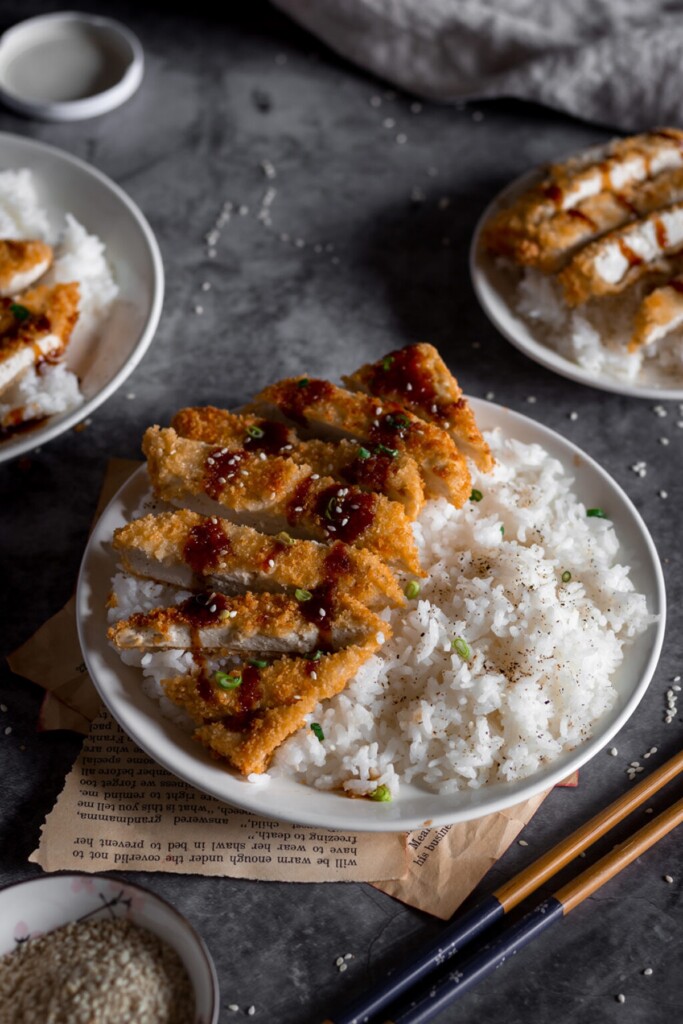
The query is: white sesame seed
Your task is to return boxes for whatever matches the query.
[659,437,670,446]
[229,610,237,618]
[344,953,353,960]
[4,727,11,735]
[202,281,211,291]
[616,993,626,1004]
[335,957,344,966]
[126,392,136,400]
[664,875,674,883]
[382,118,396,129]
[643,968,653,976]
[228,1005,239,1012]
[569,411,578,421]
[645,807,654,814]
[659,490,668,499]
[526,396,537,403]
[674,685,681,692]
[194,305,204,315]
[674,676,681,682]
[247,1006,256,1016]
[396,133,408,145]
[653,404,667,417]
[141,653,152,667]
[518,839,528,846]
[339,963,348,973]
[609,747,618,756]
[630,761,640,768]
[485,391,495,401]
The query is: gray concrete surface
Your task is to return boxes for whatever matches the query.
[0,4,680,1022]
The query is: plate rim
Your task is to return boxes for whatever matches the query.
[0,130,164,464]
[76,399,667,831]
[470,166,683,401]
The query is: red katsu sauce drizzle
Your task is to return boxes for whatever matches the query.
[314,484,376,544]
[543,183,564,207]
[196,671,218,706]
[179,592,230,627]
[287,474,318,525]
[237,664,262,712]
[298,542,355,646]
[278,378,335,426]
[368,346,438,405]
[243,419,293,455]
[654,217,669,249]
[369,411,412,449]
[566,208,597,229]
[183,520,233,574]
[617,238,643,267]
[341,450,392,493]
[204,448,248,499]
[669,278,683,294]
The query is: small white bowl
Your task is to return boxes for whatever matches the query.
[0,873,219,1023]
[0,12,143,121]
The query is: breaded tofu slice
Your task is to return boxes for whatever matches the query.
[0,240,52,297]
[0,282,79,393]
[482,130,683,268]
[172,406,426,519]
[558,201,683,305]
[142,427,421,573]
[244,377,471,507]
[162,630,390,726]
[342,344,493,472]
[629,274,683,351]
[108,589,383,655]
[186,639,383,774]
[113,510,404,608]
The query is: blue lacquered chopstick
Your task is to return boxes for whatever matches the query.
[384,795,683,1024]
[321,750,683,1024]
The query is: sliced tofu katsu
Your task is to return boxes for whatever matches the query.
[0,282,79,393]
[629,275,683,351]
[558,201,683,305]
[108,589,383,655]
[185,639,382,774]
[172,405,425,519]
[482,131,683,270]
[143,426,421,573]
[0,240,52,297]
[162,632,389,726]
[245,376,471,506]
[113,510,404,608]
[341,344,493,472]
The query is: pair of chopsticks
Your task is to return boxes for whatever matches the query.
[322,749,683,1024]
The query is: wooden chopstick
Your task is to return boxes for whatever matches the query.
[321,748,683,1024]
[384,795,683,1024]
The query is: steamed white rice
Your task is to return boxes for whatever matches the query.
[109,429,653,797]
[514,264,683,385]
[0,169,118,428]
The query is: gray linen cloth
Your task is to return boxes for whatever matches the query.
[273,0,683,130]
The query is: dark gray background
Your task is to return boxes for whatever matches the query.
[0,4,680,1023]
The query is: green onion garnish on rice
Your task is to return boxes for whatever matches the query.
[404,580,420,600]
[310,723,324,742]
[369,785,392,802]
[357,446,371,460]
[587,508,608,519]
[295,588,313,602]
[452,637,471,660]
[470,489,483,502]
[248,659,268,668]
[246,425,264,438]
[561,571,572,583]
[10,303,30,321]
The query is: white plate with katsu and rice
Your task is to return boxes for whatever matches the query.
[77,345,666,830]
[0,132,163,461]
[472,128,683,399]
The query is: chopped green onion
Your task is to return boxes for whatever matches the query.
[404,580,420,600]
[10,303,30,322]
[310,650,324,661]
[357,446,372,460]
[297,378,310,388]
[586,508,608,519]
[295,588,313,602]
[369,784,392,802]
[246,425,265,439]
[215,671,242,689]
[500,525,505,536]
[381,355,394,370]
[561,570,572,583]
[277,531,295,546]
[324,495,339,520]
[248,659,268,668]
[375,443,399,458]
[470,489,483,502]
[452,636,471,660]
[310,722,324,742]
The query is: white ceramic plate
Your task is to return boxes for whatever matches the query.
[470,168,683,401]
[77,400,666,832]
[0,132,163,463]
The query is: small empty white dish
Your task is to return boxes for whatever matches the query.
[0,12,143,121]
